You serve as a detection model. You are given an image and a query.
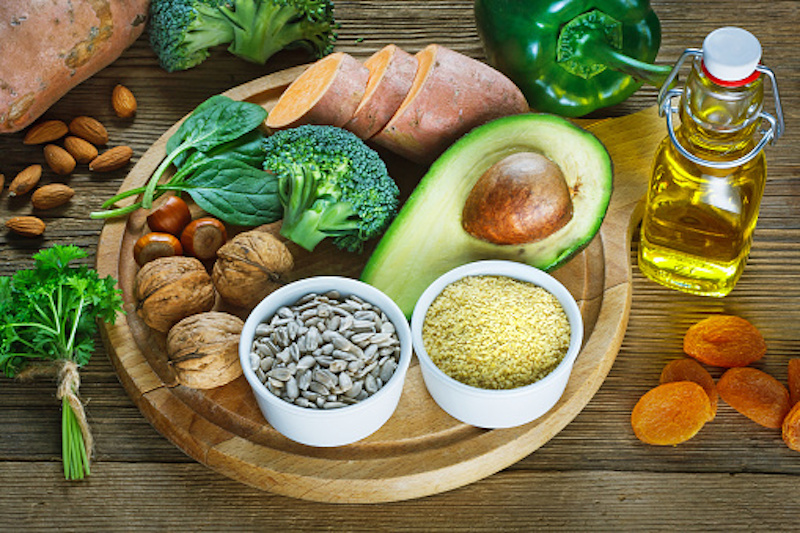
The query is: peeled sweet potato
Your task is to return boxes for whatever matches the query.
[371,44,529,163]
[0,0,149,133]
[266,52,369,130]
[344,45,418,139]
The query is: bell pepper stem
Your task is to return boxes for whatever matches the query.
[585,36,673,88]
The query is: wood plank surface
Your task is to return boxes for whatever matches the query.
[2,0,799,528]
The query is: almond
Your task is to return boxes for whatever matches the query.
[69,116,109,145]
[6,216,46,237]
[112,84,137,118]
[63,135,99,164]
[23,120,68,145]
[90,145,134,172]
[44,144,77,175]
[8,164,42,197]
[32,183,75,210]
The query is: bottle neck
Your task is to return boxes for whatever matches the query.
[677,58,764,156]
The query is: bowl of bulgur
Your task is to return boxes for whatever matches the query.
[410,260,583,429]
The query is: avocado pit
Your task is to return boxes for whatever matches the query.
[461,152,573,245]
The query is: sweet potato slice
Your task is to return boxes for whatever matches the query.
[683,314,766,367]
[372,44,529,163]
[788,358,800,406]
[631,381,713,446]
[344,45,418,139]
[718,367,791,429]
[660,358,718,419]
[782,402,800,452]
[266,52,370,130]
[0,0,149,133]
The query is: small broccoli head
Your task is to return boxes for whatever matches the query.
[148,0,234,72]
[263,125,400,253]
[221,0,338,64]
[149,0,338,72]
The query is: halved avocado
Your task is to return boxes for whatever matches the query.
[361,113,613,317]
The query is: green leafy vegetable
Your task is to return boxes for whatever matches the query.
[148,0,338,73]
[91,159,282,227]
[0,245,124,480]
[141,94,268,208]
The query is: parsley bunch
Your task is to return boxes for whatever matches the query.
[0,245,123,480]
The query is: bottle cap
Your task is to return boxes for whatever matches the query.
[702,27,761,84]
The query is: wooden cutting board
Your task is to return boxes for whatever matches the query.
[96,65,666,503]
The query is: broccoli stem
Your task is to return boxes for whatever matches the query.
[219,1,309,64]
[278,164,358,251]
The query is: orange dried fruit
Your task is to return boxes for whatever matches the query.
[782,402,800,452]
[660,358,718,419]
[631,381,713,446]
[717,367,791,429]
[683,314,766,368]
[788,358,800,406]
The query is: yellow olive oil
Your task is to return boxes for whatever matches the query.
[639,50,768,297]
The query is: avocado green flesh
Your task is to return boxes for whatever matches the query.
[360,113,613,318]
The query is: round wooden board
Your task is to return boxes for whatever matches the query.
[96,66,666,503]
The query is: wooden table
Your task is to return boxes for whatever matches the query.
[2,1,798,529]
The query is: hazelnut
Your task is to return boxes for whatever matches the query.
[166,312,243,389]
[213,230,294,309]
[134,255,215,333]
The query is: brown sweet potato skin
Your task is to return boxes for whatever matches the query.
[372,44,529,163]
[344,45,418,139]
[0,0,149,133]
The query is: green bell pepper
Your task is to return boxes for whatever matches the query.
[474,0,673,117]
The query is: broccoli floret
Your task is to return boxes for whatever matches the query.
[262,125,400,253]
[149,0,338,72]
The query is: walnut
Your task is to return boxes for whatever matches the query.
[166,312,244,389]
[212,230,294,309]
[134,255,215,333]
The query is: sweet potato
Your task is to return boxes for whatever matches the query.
[344,45,418,139]
[266,52,369,130]
[0,0,149,133]
[371,44,529,163]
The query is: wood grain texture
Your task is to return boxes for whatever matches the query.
[1,0,799,527]
[92,68,665,503]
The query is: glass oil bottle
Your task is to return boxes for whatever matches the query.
[638,27,784,297]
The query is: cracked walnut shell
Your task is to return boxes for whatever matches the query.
[213,230,294,309]
[134,255,215,333]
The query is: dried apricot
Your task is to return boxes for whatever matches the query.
[788,358,800,406]
[717,367,791,429]
[631,381,712,446]
[660,358,718,419]
[683,315,766,367]
[782,402,800,452]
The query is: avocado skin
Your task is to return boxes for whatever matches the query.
[361,113,613,318]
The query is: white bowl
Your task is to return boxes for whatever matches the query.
[239,276,412,447]
[410,260,584,429]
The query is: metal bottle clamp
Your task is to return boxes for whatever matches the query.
[657,48,785,170]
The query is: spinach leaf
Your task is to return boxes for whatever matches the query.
[182,129,267,169]
[141,95,268,208]
[170,159,283,226]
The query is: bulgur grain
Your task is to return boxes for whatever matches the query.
[421,275,571,389]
